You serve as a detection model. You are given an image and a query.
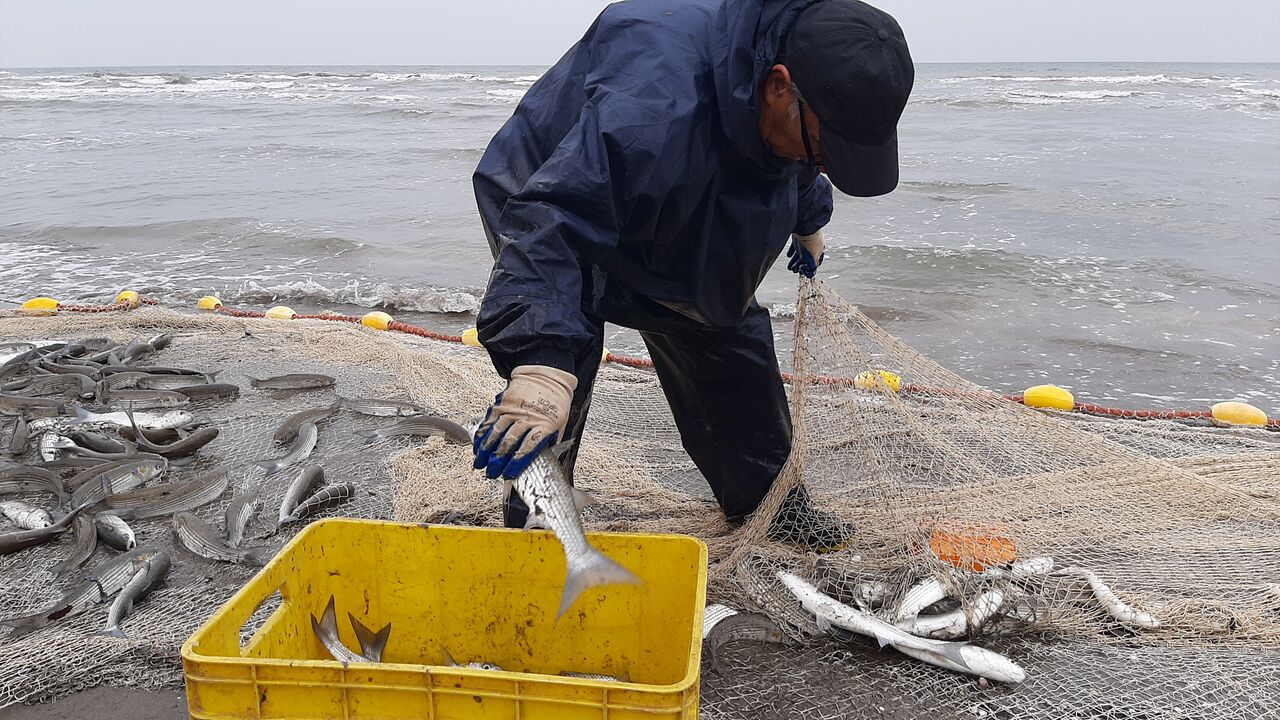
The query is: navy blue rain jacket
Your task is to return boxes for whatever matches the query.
[474,0,833,375]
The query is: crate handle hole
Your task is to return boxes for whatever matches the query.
[238,586,286,654]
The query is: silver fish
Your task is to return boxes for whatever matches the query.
[103,466,230,520]
[101,552,171,638]
[281,483,354,525]
[361,415,471,445]
[248,374,336,391]
[134,372,222,391]
[0,393,67,416]
[0,464,67,502]
[899,589,1006,640]
[0,504,85,556]
[255,422,318,476]
[68,457,167,509]
[778,571,1026,684]
[224,491,260,547]
[174,383,240,400]
[68,406,194,430]
[894,576,951,622]
[66,430,127,455]
[495,437,641,619]
[51,513,97,579]
[310,596,390,664]
[7,373,95,399]
[105,389,190,410]
[559,671,629,682]
[338,397,423,417]
[1,500,53,529]
[95,513,137,551]
[0,546,159,637]
[124,409,218,458]
[277,465,324,523]
[704,611,790,672]
[1051,566,1161,629]
[272,405,339,444]
[172,511,272,565]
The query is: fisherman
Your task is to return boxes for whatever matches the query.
[471,0,914,548]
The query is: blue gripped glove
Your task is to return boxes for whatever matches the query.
[786,230,826,279]
[472,364,577,480]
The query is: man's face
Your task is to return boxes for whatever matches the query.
[758,64,823,167]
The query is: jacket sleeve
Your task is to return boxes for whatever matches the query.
[476,50,695,376]
[793,167,833,236]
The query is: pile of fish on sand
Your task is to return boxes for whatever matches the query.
[0,335,471,640]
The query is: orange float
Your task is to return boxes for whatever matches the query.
[929,525,1017,572]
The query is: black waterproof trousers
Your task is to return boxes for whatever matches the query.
[501,293,793,528]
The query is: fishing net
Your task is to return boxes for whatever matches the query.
[1,281,1278,718]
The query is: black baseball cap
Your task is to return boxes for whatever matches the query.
[784,0,914,197]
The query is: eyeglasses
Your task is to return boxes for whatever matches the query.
[796,96,819,168]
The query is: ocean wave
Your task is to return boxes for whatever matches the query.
[218,279,483,314]
[1006,89,1136,103]
[930,73,1222,86]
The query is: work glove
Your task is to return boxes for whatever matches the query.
[786,230,825,279]
[473,364,577,480]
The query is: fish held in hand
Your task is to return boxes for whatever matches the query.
[492,436,641,619]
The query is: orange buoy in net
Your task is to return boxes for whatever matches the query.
[929,525,1017,572]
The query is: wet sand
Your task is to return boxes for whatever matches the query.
[0,686,186,719]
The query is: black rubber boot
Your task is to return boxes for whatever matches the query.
[766,484,855,552]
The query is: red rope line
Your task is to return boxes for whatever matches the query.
[35,297,1279,427]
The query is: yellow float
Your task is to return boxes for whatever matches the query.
[1023,384,1074,411]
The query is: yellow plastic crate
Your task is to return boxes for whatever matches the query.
[182,519,708,719]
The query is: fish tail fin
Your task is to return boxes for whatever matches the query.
[252,460,279,474]
[557,547,642,620]
[99,626,128,639]
[205,370,222,383]
[348,613,391,661]
[246,377,261,388]
[358,430,381,445]
[440,646,458,667]
[319,596,339,635]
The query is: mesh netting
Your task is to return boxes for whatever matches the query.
[1,284,1278,718]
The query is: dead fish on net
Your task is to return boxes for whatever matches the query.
[277,465,325,523]
[103,466,230,520]
[309,596,391,664]
[359,415,471,445]
[104,389,191,410]
[67,457,167,509]
[778,571,1026,684]
[337,397,423,417]
[248,374,336,391]
[280,483,355,525]
[272,404,339,444]
[1051,566,1161,629]
[100,552,171,639]
[50,514,97,579]
[893,576,951,622]
[172,511,273,565]
[255,421,318,475]
[124,408,218,458]
[40,433,141,463]
[0,546,160,637]
[67,406,195,430]
[0,393,68,416]
[899,589,1006,640]
[0,464,67,502]
[173,383,240,401]
[0,499,53,529]
[66,430,127,455]
[0,503,87,556]
[134,372,223,391]
[3,373,96,399]
[703,608,792,673]
[95,513,138,551]
[224,490,260,547]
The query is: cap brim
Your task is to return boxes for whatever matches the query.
[819,129,899,198]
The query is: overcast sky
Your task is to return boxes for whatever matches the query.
[1,0,1277,68]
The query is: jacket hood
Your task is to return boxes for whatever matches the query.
[711,0,821,171]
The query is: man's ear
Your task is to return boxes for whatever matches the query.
[763,64,795,103]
